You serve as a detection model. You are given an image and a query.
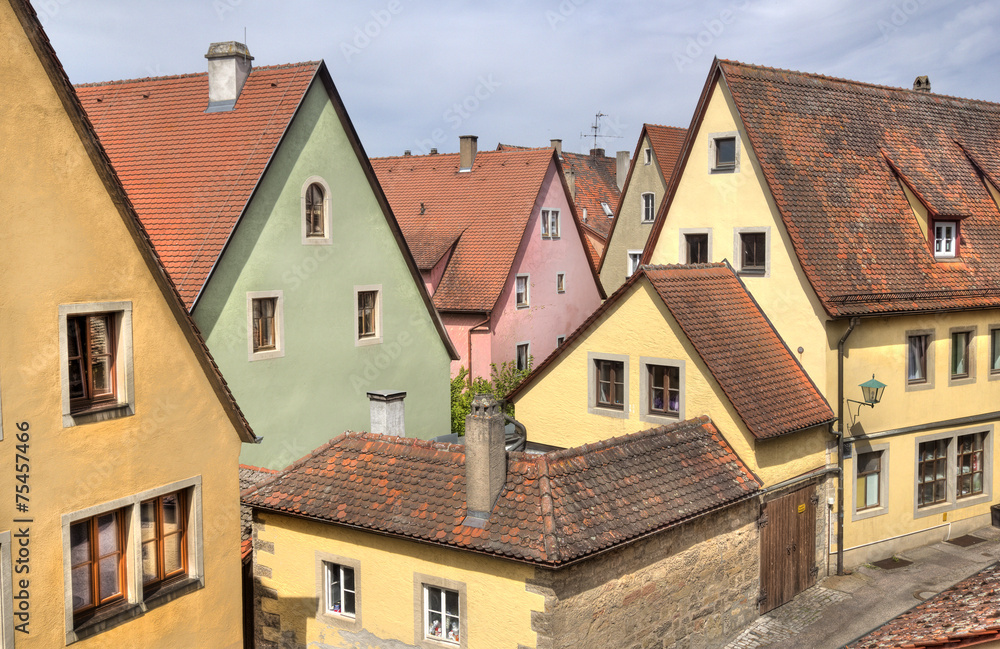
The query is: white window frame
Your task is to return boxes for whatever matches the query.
[587,352,629,419]
[354,285,383,347]
[58,302,135,428]
[679,228,712,264]
[515,275,530,308]
[601,202,613,217]
[413,574,466,648]
[247,291,285,361]
[556,335,565,347]
[301,176,333,245]
[541,209,560,239]
[627,250,643,278]
[933,220,957,259]
[516,342,530,372]
[639,357,685,425]
[314,552,362,631]
[708,131,741,174]
[641,193,655,223]
[643,147,652,165]
[851,442,890,522]
[61,476,204,645]
[733,227,770,277]
[913,425,993,520]
[0,531,12,649]
[556,272,565,293]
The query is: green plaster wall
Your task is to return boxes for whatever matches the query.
[193,79,452,469]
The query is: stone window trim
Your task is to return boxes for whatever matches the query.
[61,476,204,645]
[904,328,936,393]
[587,352,630,420]
[989,325,1000,382]
[912,425,993,520]
[556,272,566,294]
[0,531,12,649]
[59,302,135,428]
[413,573,467,649]
[300,175,333,245]
[314,551,362,632]
[679,228,713,264]
[246,291,285,361]
[639,357,685,426]
[851,442,890,522]
[732,227,770,277]
[641,192,655,223]
[354,285,383,347]
[708,131,741,174]
[947,325,976,387]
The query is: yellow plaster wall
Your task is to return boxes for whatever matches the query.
[512,280,827,486]
[255,512,544,649]
[0,3,244,645]
[646,79,832,397]
[898,181,930,239]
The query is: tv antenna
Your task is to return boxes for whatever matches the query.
[580,112,622,152]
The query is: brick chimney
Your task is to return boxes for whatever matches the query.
[565,169,576,201]
[205,41,253,112]
[550,139,562,158]
[463,394,506,526]
[459,135,478,171]
[616,150,630,190]
[913,76,931,93]
[367,390,405,437]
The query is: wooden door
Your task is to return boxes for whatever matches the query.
[759,484,817,613]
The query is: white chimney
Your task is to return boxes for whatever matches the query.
[463,394,506,527]
[205,41,253,112]
[616,150,630,190]
[368,390,405,437]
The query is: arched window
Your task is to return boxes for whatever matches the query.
[305,183,325,238]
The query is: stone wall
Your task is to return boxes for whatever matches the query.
[527,497,760,649]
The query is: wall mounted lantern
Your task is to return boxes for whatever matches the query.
[848,374,886,424]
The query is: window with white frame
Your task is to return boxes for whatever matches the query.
[354,285,383,346]
[641,193,655,222]
[424,586,460,644]
[59,302,135,428]
[556,335,565,347]
[516,343,530,372]
[515,275,529,308]
[933,221,957,258]
[324,563,356,618]
[247,291,285,361]
[315,553,361,630]
[301,176,332,245]
[627,251,642,277]
[541,209,560,238]
[914,427,993,518]
[556,273,565,293]
[708,132,740,173]
[643,147,652,165]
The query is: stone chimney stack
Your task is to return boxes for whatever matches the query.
[913,76,931,93]
[205,41,253,112]
[590,148,605,158]
[565,169,577,201]
[367,390,405,437]
[616,150,630,190]
[459,135,478,171]
[550,139,562,158]
[464,394,506,525]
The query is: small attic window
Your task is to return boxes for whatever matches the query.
[933,221,957,258]
[601,202,613,217]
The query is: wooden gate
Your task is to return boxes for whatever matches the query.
[758,484,817,614]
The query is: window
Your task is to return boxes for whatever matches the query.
[856,452,882,511]
[709,132,740,173]
[354,285,383,346]
[556,335,565,347]
[516,343,529,372]
[642,193,655,222]
[59,302,134,427]
[686,233,709,264]
[541,209,560,238]
[716,138,736,168]
[933,220,957,258]
[648,365,680,417]
[301,176,332,245]
[601,202,613,217]
[643,147,652,165]
[914,427,993,518]
[738,231,767,275]
[140,492,187,595]
[907,333,929,384]
[556,273,565,293]
[957,433,985,498]
[627,251,643,277]
[951,330,970,379]
[424,586,460,644]
[324,563,356,618]
[71,511,126,624]
[595,359,625,409]
[917,439,949,507]
[247,291,284,360]
[991,328,1000,376]
[587,353,628,419]
[515,275,529,308]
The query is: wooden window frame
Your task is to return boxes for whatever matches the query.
[647,364,680,417]
[515,342,530,372]
[686,233,709,264]
[353,285,383,347]
[251,298,277,352]
[515,275,529,308]
[357,291,378,339]
[67,313,118,414]
[957,433,985,499]
[247,291,284,361]
[140,491,188,597]
[907,334,929,384]
[950,330,970,379]
[991,327,1000,378]
[541,209,560,239]
[856,451,882,511]
[595,359,625,410]
[917,439,949,507]
[641,193,655,222]
[304,182,326,239]
[70,510,127,625]
[715,137,736,169]
[556,272,565,293]
[739,232,767,275]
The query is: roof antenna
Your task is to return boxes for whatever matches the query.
[243,27,247,58]
[579,112,622,155]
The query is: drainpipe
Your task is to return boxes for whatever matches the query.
[468,315,491,387]
[836,317,860,576]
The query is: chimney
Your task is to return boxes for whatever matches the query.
[367,390,405,437]
[590,148,605,158]
[459,135,478,171]
[463,394,506,526]
[550,139,562,158]
[403,150,412,156]
[430,148,438,155]
[205,41,253,112]
[913,76,931,93]
[565,169,577,201]
[616,150,630,190]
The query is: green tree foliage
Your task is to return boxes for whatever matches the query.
[450,359,532,435]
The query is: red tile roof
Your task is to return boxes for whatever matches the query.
[371,149,604,312]
[76,64,320,308]
[242,417,760,566]
[240,464,278,559]
[648,59,1000,317]
[509,263,834,440]
[598,124,686,274]
[846,562,1000,649]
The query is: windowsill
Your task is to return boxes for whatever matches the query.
[516,304,529,310]
[303,236,333,246]
[710,166,737,174]
[989,370,1000,382]
[70,600,142,644]
[249,347,285,361]
[914,491,991,519]
[588,404,628,420]
[355,334,383,347]
[641,219,655,224]
[738,269,766,277]
[905,379,934,392]
[642,410,681,427]
[64,402,133,428]
[852,504,887,522]
[949,375,976,388]
[70,399,122,416]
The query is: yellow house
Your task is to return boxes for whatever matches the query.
[643,58,1000,566]
[0,1,257,646]
[243,396,765,648]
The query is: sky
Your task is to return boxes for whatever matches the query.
[32,0,1000,158]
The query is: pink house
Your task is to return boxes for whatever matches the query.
[372,137,605,379]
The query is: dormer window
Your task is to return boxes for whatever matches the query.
[933,221,957,258]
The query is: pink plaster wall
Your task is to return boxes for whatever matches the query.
[422,246,453,297]
[443,312,493,379]
[490,162,604,373]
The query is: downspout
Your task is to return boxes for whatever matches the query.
[836,316,860,576]
[468,315,491,387]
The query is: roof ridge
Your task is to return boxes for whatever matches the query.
[644,123,687,132]
[372,148,553,161]
[545,416,711,463]
[642,262,727,271]
[74,61,321,88]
